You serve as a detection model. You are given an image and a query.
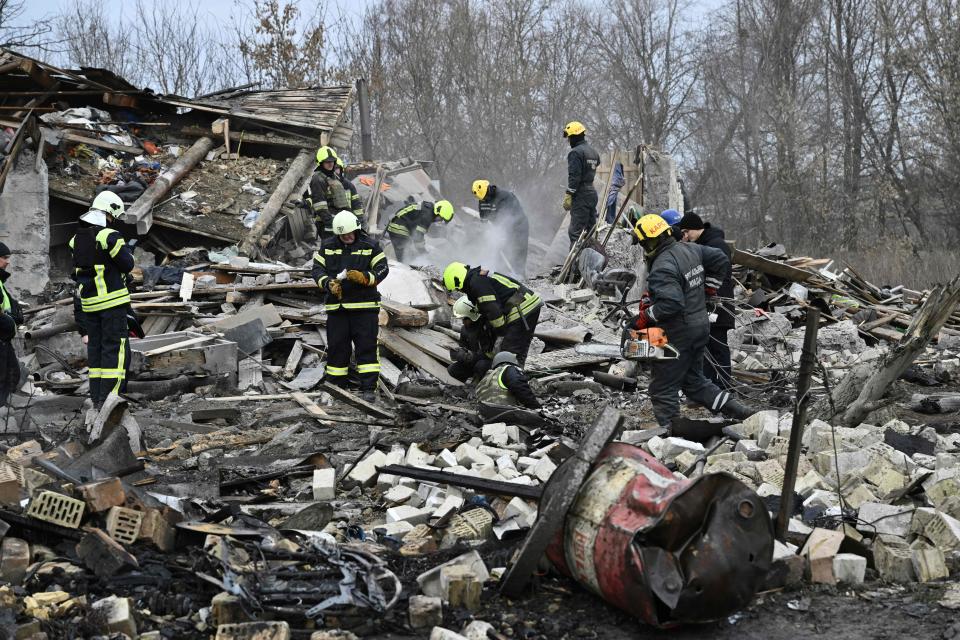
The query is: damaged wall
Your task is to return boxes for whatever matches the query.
[0,148,49,296]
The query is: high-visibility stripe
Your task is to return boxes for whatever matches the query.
[341,301,379,310]
[367,272,376,286]
[88,367,104,379]
[415,226,428,234]
[371,252,386,266]
[357,363,381,373]
[0,280,11,313]
[387,224,410,236]
[313,251,326,265]
[491,273,519,289]
[497,366,509,390]
[325,303,341,311]
[80,289,131,313]
[325,249,343,255]
[489,315,505,328]
[477,295,496,303]
[354,249,373,255]
[94,265,108,298]
[317,276,329,288]
[325,365,349,376]
[108,239,125,258]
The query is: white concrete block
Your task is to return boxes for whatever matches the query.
[533,456,557,482]
[833,553,867,584]
[347,450,387,488]
[479,445,518,462]
[383,485,418,506]
[406,443,435,467]
[454,443,494,468]
[386,505,433,526]
[504,497,537,528]
[436,449,458,468]
[376,520,415,537]
[516,456,538,471]
[495,455,517,473]
[433,494,465,520]
[312,468,336,501]
[482,423,508,440]
[660,437,705,461]
[857,502,914,537]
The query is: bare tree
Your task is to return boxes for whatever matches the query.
[0,0,55,50]
[53,0,140,85]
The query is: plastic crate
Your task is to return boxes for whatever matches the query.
[26,491,85,528]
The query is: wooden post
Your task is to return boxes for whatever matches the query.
[238,149,315,257]
[122,136,215,234]
[810,275,960,426]
[776,308,819,540]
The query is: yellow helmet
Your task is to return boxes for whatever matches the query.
[316,146,338,164]
[472,179,490,201]
[563,121,586,138]
[434,200,454,222]
[452,296,480,321]
[443,261,469,291]
[634,214,670,241]
[336,156,345,169]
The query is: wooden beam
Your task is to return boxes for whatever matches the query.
[290,391,334,426]
[381,299,428,327]
[238,149,315,257]
[319,382,395,421]
[379,328,463,386]
[732,248,815,283]
[122,136,215,234]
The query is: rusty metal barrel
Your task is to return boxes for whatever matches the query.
[546,442,773,628]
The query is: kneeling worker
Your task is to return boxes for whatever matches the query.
[629,213,755,430]
[312,211,389,402]
[447,297,496,383]
[386,199,454,263]
[442,262,541,366]
[476,351,541,420]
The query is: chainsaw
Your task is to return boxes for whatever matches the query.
[575,327,679,361]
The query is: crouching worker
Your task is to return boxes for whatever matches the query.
[630,213,756,432]
[447,297,496,383]
[476,351,541,423]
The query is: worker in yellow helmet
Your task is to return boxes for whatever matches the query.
[562,120,601,249]
[70,191,135,409]
[386,199,454,263]
[334,156,365,222]
[305,146,352,240]
[629,214,755,433]
[443,261,541,366]
[471,179,529,276]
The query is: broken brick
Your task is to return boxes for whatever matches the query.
[0,537,30,585]
[77,477,126,512]
[75,528,139,577]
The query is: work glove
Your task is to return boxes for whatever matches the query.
[328,279,343,299]
[705,287,718,297]
[346,270,370,286]
[638,291,652,313]
[562,192,573,211]
[449,347,470,363]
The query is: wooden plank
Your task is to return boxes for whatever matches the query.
[47,128,144,155]
[141,335,214,357]
[525,347,611,373]
[396,328,454,365]
[378,329,463,386]
[290,391,334,426]
[282,341,304,380]
[379,356,402,388]
[732,248,814,283]
[319,382,395,421]
[381,299,428,327]
[392,393,477,416]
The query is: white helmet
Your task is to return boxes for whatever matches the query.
[91,191,125,216]
[452,297,480,321]
[79,210,108,227]
[332,211,360,235]
[492,351,519,368]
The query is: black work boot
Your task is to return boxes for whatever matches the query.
[720,397,758,421]
[361,390,377,404]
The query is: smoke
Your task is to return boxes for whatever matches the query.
[407,217,527,280]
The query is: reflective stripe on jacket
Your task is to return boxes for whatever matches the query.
[387,202,433,239]
[70,227,134,313]
[310,232,389,312]
[463,268,541,331]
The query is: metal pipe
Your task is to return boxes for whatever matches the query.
[357,78,373,161]
[23,321,78,340]
[776,308,820,540]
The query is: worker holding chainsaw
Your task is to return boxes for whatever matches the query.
[629,213,756,430]
[443,262,541,367]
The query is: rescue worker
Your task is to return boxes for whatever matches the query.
[471,180,529,276]
[70,192,135,409]
[306,146,352,240]
[447,297,496,383]
[387,199,454,263]
[335,157,364,223]
[0,242,24,409]
[311,211,389,402]
[562,121,600,249]
[629,213,755,430]
[443,262,541,366]
[678,211,735,389]
[476,351,541,421]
